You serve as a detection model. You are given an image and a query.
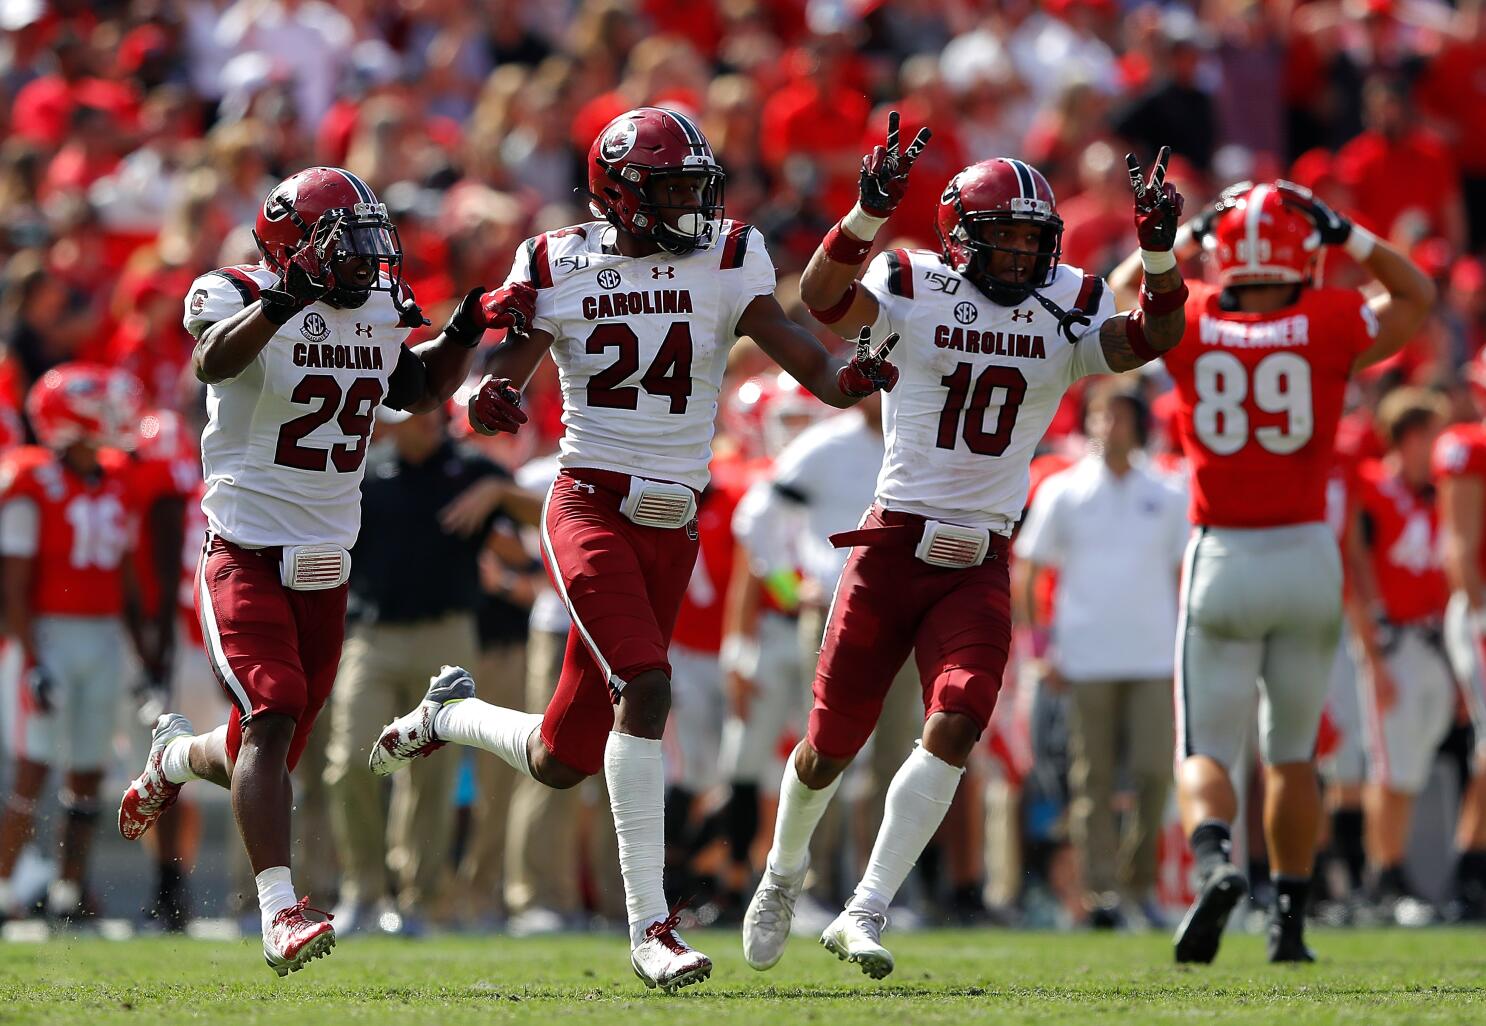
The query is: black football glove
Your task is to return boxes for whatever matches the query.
[260,215,342,324]
[1274,179,1354,246]
[836,325,901,397]
[1127,146,1185,252]
[858,110,932,218]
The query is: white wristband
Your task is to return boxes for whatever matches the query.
[1140,248,1177,274]
[1344,226,1377,263]
[841,204,889,243]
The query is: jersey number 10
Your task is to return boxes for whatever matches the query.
[936,363,1027,457]
[1193,351,1314,456]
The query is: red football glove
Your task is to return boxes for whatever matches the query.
[1127,146,1184,252]
[857,110,932,218]
[477,282,538,334]
[836,325,901,398]
[468,374,529,435]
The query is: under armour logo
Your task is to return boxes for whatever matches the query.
[1010,309,1034,323]
[573,481,597,494]
[652,266,675,280]
[355,323,373,337]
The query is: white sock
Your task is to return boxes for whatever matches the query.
[604,731,670,948]
[848,743,963,917]
[256,866,297,936]
[433,698,541,780]
[160,737,198,784]
[765,746,843,878]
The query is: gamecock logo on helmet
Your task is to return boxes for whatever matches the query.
[600,121,638,162]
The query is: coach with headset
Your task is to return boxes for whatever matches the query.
[1013,380,1191,929]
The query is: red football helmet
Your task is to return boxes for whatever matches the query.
[936,158,1063,304]
[587,107,726,255]
[725,372,826,459]
[253,166,402,309]
[135,408,198,464]
[26,364,145,451]
[1207,182,1320,287]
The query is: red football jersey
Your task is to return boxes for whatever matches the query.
[0,446,142,616]
[1354,460,1448,623]
[670,465,748,655]
[1432,421,1486,584]
[125,452,199,617]
[1164,281,1378,527]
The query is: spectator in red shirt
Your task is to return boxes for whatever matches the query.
[1056,141,1138,278]
[863,57,967,249]
[1335,75,1466,252]
[758,35,870,218]
[1416,11,1486,250]
[12,31,138,149]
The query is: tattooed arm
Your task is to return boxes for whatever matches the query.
[1099,266,1187,371]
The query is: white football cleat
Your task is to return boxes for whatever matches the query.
[631,909,712,993]
[820,907,894,979]
[369,665,474,777]
[118,713,194,841]
[263,898,335,976]
[743,858,808,970]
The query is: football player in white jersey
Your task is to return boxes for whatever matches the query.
[367,107,898,992]
[116,167,516,974]
[742,118,1190,979]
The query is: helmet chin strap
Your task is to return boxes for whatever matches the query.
[1026,287,1090,345]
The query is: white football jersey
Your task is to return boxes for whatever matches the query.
[862,248,1116,532]
[183,264,411,548]
[505,220,776,490]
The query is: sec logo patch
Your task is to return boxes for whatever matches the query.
[300,312,331,343]
[597,269,622,290]
[954,301,978,325]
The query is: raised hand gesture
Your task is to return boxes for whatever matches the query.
[1127,146,1185,252]
[858,111,933,218]
[837,324,901,397]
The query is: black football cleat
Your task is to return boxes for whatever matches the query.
[1267,922,1316,963]
[1174,864,1247,964]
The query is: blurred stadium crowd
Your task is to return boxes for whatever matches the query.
[3,0,1486,936]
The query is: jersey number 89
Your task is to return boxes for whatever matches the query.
[1193,351,1313,456]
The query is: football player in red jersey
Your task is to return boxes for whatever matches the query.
[115,167,510,974]
[0,365,150,921]
[742,118,1187,978]
[1431,397,1486,920]
[1345,389,1455,925]
[1111,182,1434,963]
[368,107,898,991]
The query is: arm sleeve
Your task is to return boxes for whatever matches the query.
[728,228,779,337]
[503,237,560,337]
[182,272,253,341]
[857,251,905,346]
[381,345,428,410]
[0,497,40,558]
[1013,476,1065,567]
[1067,282,1120,381]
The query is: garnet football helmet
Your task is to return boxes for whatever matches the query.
[1206,182,1320,287]
[936,158,1063,305]
[27,363,145,451]
[587,107,726,255]
[253,166,403,309]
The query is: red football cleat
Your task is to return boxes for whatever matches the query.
[263,897,336,976]
[118,714,193,841]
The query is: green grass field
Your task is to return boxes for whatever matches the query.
[5,928,1485,1025]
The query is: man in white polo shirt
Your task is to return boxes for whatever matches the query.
[1014,380,1189,927]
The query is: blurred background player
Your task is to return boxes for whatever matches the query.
[1345,387,1453,926]
[1014,381,1189,930]
[1431,388,1486,921]
[1113,181,1435,964]
[115,166,500,975]
[370,106,899,992]
[0,364,150,922]
[744,113,1188,979]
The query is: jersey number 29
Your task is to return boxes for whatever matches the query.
[1193,351,1314,456]
[275,375,385,472]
